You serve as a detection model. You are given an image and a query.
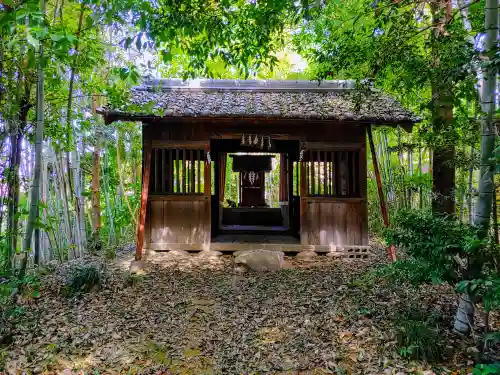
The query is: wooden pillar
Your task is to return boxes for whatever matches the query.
[219,153,226,202]
[204,146,211,196]
[299,151,308,243]
[368,126,396,261]
[359,142,368,246]
[135,141,152,261]
[279,154,286,202]
[204,146,212,245]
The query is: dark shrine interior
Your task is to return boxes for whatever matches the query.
[210,139,301,239]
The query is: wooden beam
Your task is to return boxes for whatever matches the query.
[136,142,152,261]
[152,140,209,149]
[302,142,363,151]
[304,197,366,203]
[367,126,395,261]
[149,194,206,201]
[147,243,372,255]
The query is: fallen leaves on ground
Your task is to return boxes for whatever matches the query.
[1,244,485,374]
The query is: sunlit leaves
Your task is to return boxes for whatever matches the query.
[129,0,306,78]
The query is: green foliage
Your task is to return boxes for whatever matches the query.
[384,209,481,285]
[395,307,442,361]
[381,211,500,314]
[136,0,308,78]
[122,271,143,287]
[0,273,40,348]
[472,363,500,375]
[62,265,104,298]
[457,277,500,313]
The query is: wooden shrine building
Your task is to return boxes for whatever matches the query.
[98,79,416,259]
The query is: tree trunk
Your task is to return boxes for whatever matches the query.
[407,147,413,208]
[432,146,456,215]
[453,0,499,336]
[493,182,498,245]
[7,129,22,269]
[91,147,101,249]
[23,0,46,263]
[102,152,115,246]
[454,293,475,335]
[64,5,85,257]
[58,152,75,259]
[418,147,423,209]
[430,0,456,216]
[116,130,137,226]
[468,146,474,224]
[72,141,86,254]
[472,0,499,237]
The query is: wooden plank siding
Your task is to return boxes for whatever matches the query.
[301,200,367,246]
[149,199,210,248]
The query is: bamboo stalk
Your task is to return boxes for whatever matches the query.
[116,131,137,225]
[368,126,395,261]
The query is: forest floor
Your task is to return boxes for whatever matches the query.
[2,245,492,375]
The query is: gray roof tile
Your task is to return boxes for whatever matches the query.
[100,79,419,124]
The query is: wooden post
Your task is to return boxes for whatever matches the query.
[135,142,152,261]
[368,126,396,261]
[299,150,308,244]
[279,154,286,202]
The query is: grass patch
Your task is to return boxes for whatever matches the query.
[62,264,104,298]
[123,271,144,287]
[395,307,442,361]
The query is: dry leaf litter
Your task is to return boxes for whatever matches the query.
[3,244,488,375]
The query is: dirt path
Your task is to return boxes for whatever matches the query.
[3,248,471,374]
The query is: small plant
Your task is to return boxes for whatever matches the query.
[104,245,116,260]
[122,271,143,287]
[62,264,104,298]
[396,319,441,361]
[86,234,103,255]
[395,307,442,361]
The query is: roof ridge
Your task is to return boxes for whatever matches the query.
[134,78,377,93]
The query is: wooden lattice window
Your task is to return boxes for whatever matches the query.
[294,150,361,197]
[150,147,206,194]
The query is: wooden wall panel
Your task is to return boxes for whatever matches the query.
[346,203,362,245]
[148,198,210,247]
[150,201,165,243]
[301,199,366,246]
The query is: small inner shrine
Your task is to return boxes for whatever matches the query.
[230,154,274,207]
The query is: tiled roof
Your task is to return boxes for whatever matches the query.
[99,79,418,125]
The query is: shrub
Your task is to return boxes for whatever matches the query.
[380,210,500,361]
[395,306,442,361]
[384,209,481,285]
[62,264,104,298]
[396,319,441,361]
